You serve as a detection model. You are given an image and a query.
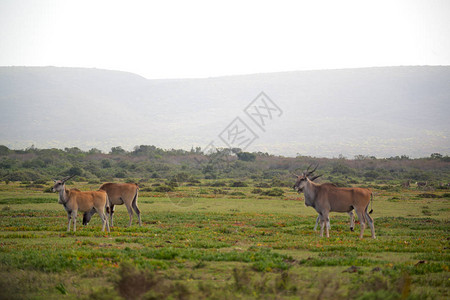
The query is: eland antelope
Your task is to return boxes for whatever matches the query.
[83,182,141,227]
[416,181,428,188]
[293,166,375,239]
[402,180,411,188]
[52,175,110,232]
[309,182,356,232]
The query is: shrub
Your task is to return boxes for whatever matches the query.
[331,163,354,175]
[154,186,173,193]
[173,172,190,182]
[212,189,227,195]
[4,170,41,181]
[210,181,227,187]
[167,178,178,188]
[251,188,263,194]
[0,145,10,156]
[114,171,127,178]
[67,166,83,176]
[364,170,380,179]
[101,159,112,168]
[271,179,290,187]
[116,263,163,299]
[33,179,48,184]
[25,184,44,189]
[230,181,248,187]
[43,187,53,193]
[236,152,256,162]
[418,193,441,198]
[230,191,246,197]
[261,188,284,197]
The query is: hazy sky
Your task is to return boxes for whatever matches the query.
[1,0,449,79]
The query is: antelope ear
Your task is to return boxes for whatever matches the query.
[292,173,299,178]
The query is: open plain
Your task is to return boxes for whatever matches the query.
[0,181,448,299]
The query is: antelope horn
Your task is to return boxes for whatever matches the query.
[306,164,319,176]
[62,174,76,183]
[310,174,323,181]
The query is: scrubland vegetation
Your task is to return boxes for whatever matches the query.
[0,145,449,299]
[0,145,449,186]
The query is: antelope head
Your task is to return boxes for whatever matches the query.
[292,164,322,193]
[52,175,75,192]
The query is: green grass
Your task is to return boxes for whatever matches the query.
[0,181,448,299]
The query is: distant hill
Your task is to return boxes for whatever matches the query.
[0,66,449,157]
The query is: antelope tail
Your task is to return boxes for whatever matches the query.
[132,186,139,206]
[369,192,374,214]
[105,194,111,213]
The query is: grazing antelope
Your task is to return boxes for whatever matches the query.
[402,180,411,188]
[83,183,141,227]
[52,175,110,232]
[293,165,375,239]
[416,181,428,188]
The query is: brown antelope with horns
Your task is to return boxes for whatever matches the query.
[83,183,141,227]
[293,165,375,239]
[52,175,110,232]
[306,175,356,232]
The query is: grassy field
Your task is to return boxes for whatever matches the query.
[0,181,448,299]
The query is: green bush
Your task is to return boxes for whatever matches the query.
[236,152,256,162]
[4,170,42,181]
[167,178,178,188]
[230,181,248,187]
[210,181,227,187]
[0,145,11,156]
[251,188,263,194]
[331,163,354,175]
[33,179,48,184]
[154,185,174,193]
[114,171,127,178]
[271,179,290,187]
[261,188,284,197]
[364,170,380,179]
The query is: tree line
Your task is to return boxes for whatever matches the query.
[0,145,449,186]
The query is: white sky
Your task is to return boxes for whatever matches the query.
[0,0,449,79]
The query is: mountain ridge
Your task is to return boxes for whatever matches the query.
[1,66,449,157]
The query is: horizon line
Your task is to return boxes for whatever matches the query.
[1,64,449,81]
